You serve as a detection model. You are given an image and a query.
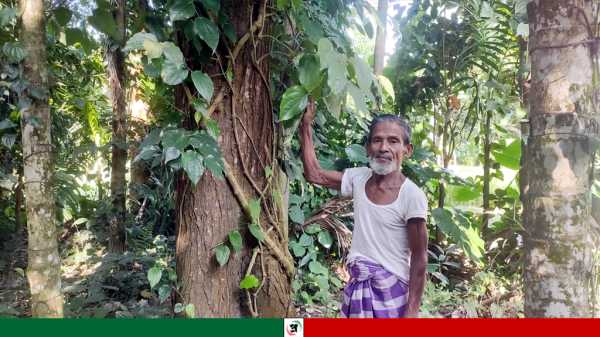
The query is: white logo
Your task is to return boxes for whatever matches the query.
[284,318,304,337]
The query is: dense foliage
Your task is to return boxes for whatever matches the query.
[0,0,532,317]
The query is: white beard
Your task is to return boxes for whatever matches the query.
[368,156,397,175]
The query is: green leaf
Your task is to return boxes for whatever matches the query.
[143,57,161,78]
[348,84,368,113]
[221,18,237,43]
[73,218,88,226]
[316,275,330,291]
[134,146,159,162]
[345,144,368,163]
[161,129,189,150]
[0,7,17,27]
[363,21,374,39]
[276,0,289,10]
[162,42,184,64]
[64,28,94,51]
[279,86,308,122]
[53,7,72,26]
[289,205,305,224]
[125,32,158,52]
[325,92,343,117]
[2,134,16,149]
[193,17,220,51]
[200,0,220,13]
[182,150,205,185]
[170,0,196,21]
[432,208,484,264]
[298,233,313,247]
[298,54,321,93]
[291,243,306,257]
[164,147,181,163]
[492,140,521,170]
[308,260,328,275]
[351,56,372,91]
[304,224,321,234]
[205,119,220,139]
[158,285,171,303]
[189,131,217,154]
[240,274,260,289]
[299,251,315,267]
[248,223,265,242]
[174,303,184,313]
[191,71,214,102]
[330,276,342,288]
[215,244,230,266]
[377,75,395,101]
[184,303,195,318]
[161,60,189,85]
[2,42,27,63]
[317,38,336,69]
[248,198,261,223]
[327,61,347,95]
[143,39,164,59]
[147,266,162,288]
[0,119,16,130]
[88,8,120,41]
[204,155,224,178]
[228,230,243,253]
[451,185,481,202]
[317,231,333,249]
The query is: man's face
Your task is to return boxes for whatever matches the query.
[366,122,413,176]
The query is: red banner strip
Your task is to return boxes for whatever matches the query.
[304,318,600,337]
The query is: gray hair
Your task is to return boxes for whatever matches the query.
[367,114,412,145]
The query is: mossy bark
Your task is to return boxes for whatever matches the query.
[108,0,127,253]
[523,0,600,317]
[19,0,64,317]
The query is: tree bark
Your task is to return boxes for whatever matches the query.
[482,104,491,234]
[15,175,23,231]
[18,0,63,317]
[175,0,294,317]
[108,0,127,253]
[373,0,388,75]
[523,0,600,317]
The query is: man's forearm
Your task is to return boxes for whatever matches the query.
[299,121,322,182]
[406,254,426,316]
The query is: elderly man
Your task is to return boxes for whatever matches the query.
[299,100,428,318]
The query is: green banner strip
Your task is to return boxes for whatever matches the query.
[1,318,283,337]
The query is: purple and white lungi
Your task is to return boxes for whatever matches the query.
[340,258,409,318]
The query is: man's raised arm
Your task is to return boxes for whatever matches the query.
[299,99,343,190]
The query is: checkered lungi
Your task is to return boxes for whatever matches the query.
[340,257,409,318]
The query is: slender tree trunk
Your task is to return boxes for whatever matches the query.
[175,0,294,317]
[18,0,63,317]
[482,106,491,234]
[128,87,150,207]
[15,175,23,231]
[108,0,127,253]
[373,0,388,75]
[523,0,600,317]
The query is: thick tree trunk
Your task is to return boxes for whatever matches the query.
[373,0,388,75]
[19,0,63,317]
[108,0,127,253]
[523,0,600,317]
[175,0,293,317]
